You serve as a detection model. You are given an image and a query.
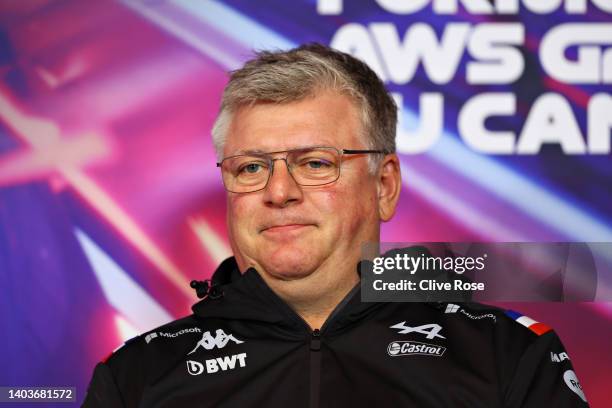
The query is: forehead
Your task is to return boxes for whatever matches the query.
[224,91,365,156]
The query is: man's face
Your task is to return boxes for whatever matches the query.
[223,91,383,281]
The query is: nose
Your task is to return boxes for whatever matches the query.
[262,158,303,207]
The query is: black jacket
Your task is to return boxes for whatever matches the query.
[83,257,589,407]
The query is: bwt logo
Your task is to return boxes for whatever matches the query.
[186,353,248,376]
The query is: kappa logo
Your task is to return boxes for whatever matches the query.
[445,303,496,322]
[187,329,244,354]
[390,322,445,340]
[387,341,446,357]
[186,353,247,375]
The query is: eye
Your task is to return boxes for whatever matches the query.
[305,159,332,169]
[302,159,332,170]
[239,163,264,174]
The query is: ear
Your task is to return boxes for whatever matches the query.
[376,153,402,222]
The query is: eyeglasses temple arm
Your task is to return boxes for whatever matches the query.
[342,149,387,155]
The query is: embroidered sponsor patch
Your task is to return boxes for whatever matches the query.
[187,353,248,375]
[445,303,497,322]
[188,329,244,354]
[564,370,587,402]
[387,341,446,357]
[389,322,445,339]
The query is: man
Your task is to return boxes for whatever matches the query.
[83,44,589,407]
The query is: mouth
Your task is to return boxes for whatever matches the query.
[261,224,314,234]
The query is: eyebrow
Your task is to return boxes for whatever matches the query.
[233,148,268,155]
[230,145,330,156]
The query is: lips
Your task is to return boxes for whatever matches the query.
[263,224,310,233]
[259,220,317,235]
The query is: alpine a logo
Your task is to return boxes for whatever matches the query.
[187,329,244,354]
[387,341,446,357]
[390,322,445,339]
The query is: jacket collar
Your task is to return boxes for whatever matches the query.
[191,257,385,335]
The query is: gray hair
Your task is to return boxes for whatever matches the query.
[211,43,397,172]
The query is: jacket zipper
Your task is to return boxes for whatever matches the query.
[286,301,347,408]
[248,269,359,408]
[302,289,356,408]
[309,328,322,408]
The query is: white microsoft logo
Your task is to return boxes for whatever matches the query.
[445,304,460,313]
[145,327,202,344]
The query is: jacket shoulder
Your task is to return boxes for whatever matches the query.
[440,301,552,338]
[106,314,199,364]
[435,302,588,405]
[437,301,556,372]
[84,315,200,407]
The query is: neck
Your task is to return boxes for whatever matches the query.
[292,278,359,330]
[258,264,360,331]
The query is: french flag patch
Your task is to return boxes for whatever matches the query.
[505,310,552,336]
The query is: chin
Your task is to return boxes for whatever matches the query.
[265,262,315,280]
[261,247,319,281]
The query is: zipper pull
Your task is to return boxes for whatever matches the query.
[310,329,321,351]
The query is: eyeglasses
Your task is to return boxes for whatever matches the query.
[216,146,386,193]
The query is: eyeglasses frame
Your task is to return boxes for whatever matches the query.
[215,146,388,193]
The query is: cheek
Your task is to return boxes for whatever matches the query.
[314,183,376,231]
[228,196,257,237]
[309,187,345,217]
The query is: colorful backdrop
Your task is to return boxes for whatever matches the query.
[1,1,611,406]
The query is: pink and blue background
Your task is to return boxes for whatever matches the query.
[0,1,611,406]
